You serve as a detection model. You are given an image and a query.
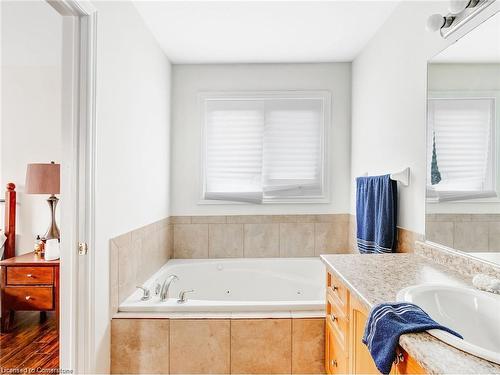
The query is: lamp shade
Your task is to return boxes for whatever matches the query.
[25,162,60,195]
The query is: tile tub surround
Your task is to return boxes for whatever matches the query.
[171,214,350,259]
[110,317,325,374]
[321,253,500,374]
[110,218,173,316]
[110,214,352,316]
[426,214,500,252]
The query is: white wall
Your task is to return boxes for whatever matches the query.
[427,63,500,214]
[92,1,171,372]
[171,63,351,215]
[1,0,62,254]
[350,1,451,234]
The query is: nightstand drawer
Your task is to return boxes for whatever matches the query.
[3,286,54,310]
[6,267,54,285]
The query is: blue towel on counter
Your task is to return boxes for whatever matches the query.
[356,174,397,253]
[362,302,463,374]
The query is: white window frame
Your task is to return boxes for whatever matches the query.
[427,90,499,204]
[199,90,331,204]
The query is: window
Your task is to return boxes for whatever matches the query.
[202,91,330,204]
[427,97,497,202]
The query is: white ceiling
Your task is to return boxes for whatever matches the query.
[133,1,400,64]
[432,12,500,63]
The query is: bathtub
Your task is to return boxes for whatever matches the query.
[119,257,325,315]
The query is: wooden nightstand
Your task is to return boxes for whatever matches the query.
[0,252,59,332]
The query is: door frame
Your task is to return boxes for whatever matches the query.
[47,0,97,372]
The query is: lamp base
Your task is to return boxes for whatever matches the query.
[44,195,60,241]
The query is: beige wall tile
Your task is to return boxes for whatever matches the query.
[157,217,171,229]
[471,214,500,222]
[131,222,155,243]
[314,222,349,255]
[209,224,244,258]
[112,218,173,310]
[292,319,325,374]
[227,215,274,224]
[489,222,500,251]
[348,215,357,253]
[397,227,423,253]
[280,223,315,257]
[170,216,192,224]
[158,225,172,261]
[113,232,131,248]
[244,223,280,257]
[118,239,139,304]
[174,224,209,258]
[192,215,227,224]
[454,222,489,252]
[170,320,230,374]
[314,214,350,223]
[425,221,454,249]
[231,319,292,374]
[271,215,316,223]
[429,214,472,222]
[139,235,159,285]
[111,319,169,374]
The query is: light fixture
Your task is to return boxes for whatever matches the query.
[427,0,484,34]
[25,161,61,240]
[449,0,480,14]
[426,14,455,32]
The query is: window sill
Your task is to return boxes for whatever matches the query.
[197,197,331,205]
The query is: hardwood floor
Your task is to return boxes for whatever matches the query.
[0,311,59,372]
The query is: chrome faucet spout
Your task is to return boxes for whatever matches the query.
[160,274,178,302]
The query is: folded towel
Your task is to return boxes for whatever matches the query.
[362,302,463,374]
[356,174,397,253]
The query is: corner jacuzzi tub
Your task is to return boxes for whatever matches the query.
[119,257,325,314]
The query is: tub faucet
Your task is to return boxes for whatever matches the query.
[160,274,178,302]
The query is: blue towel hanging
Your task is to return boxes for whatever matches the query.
[363,302,463,374]
[356,174,397,253]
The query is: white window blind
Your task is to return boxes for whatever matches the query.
[204,100,264,203]
[263,99,322,197]
[203,93,328,203]
[427,98,496,202]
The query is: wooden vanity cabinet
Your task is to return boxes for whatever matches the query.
[325,271,426,375]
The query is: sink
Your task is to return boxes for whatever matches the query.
[397,284,500,364]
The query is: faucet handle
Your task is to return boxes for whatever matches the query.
[177,289,195,304]
[136,285,151,301]
[154,280,161,296]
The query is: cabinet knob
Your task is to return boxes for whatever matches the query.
[330,313,337,322]
[25,296,31,300]
[27,274,32,277]
[331,359,338,367]
[332,286,339,291]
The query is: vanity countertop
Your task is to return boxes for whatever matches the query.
[320,253,500,374]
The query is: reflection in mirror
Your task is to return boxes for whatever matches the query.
[426,12,500,265]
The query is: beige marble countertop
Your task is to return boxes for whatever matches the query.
[320,253,500,374]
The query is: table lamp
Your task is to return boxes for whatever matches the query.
[25,162,61,241]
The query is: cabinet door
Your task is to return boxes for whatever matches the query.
[350,296,380,375]
[326,318,348,374]
[325,320,330,373]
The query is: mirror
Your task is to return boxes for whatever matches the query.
[426,12,500,265]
